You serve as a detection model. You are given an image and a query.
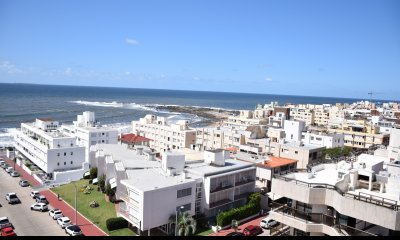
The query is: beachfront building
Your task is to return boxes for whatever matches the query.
[268,107,290,128]
[223,110,268,130]
[14,118,87,183]
[289,108,315,126]
[132,115,197,153]
[327,119,390,149]
[60,111,119,163]
[268,154,400,236]
[89,144,256,235]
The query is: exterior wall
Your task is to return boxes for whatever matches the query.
[284,120,305,142]
[388,128,400,161]
[290,108,315,126]
[301,132,344,148]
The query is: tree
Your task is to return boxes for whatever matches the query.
[98,174,106,193]
[105,183,115,197]
[170,212,197,236]
[90,167,98,179]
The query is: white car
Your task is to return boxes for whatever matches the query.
[5,167,14,173]
[30,203,48,212]
[49,209,63,220]
[260,217,279,229]
[57,217,71,229]
[65,225,83,236]
[30,191,40,199]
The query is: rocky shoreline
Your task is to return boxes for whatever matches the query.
[154,105,239,126]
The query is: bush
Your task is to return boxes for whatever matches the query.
[216,193,261,227]
[98,174,106,192]
[105,183,115,197]
[106,217,128,231]
[90,167,98,179]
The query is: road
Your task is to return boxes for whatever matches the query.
[0,159,66,236]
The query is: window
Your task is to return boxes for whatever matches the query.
[57,162,60,166]
[64,152,66,156]
[64,162,66,165]
[177,203,191,212]
[57,153,60,157]
[177,188,192,198]
[295,151,298,154]
[71,161,73,164]
[70,152,73,156]
[102,132,105,135]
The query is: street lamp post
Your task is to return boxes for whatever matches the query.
[175,206,184,236]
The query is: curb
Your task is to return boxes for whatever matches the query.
[47,189,109,236]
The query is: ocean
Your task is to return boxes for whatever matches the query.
[0,83,381,147]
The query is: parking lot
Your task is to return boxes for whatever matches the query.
[0,158,66,236]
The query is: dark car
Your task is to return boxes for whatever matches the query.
[226,232,245,236]
[243,225,263,236]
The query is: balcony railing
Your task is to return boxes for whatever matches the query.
[273,171,400,211]
[235,178,255,187]
[270,202,377,236]
[210,184,234,193]
[209,198,232,209]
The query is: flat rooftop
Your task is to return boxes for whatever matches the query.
[185,158,255,177]
[122,168,196,192]
[23,122,69,138]
[281,141,325,150]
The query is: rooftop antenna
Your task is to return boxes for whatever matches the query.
[367,91,383,103]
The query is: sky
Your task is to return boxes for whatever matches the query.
[0,0,399,100]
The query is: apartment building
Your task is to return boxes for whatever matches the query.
[223,110,268,130]
[60,111,119,163]
[195,126,244,151]
[256,156,298,191]
[327,119,390,149]
[388,128,400,161]
[268,107,290,128]
[132,115,196,153]
[290,108,315,126]
[284,120,306,142]
[301,132,344,149]
[89,145,256,236]
[14,118,87,183]
[268,155,400,236]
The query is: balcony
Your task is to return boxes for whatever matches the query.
[269,203,376,236]
[118,192,139,207]
[118,202,140,226]
[234,192,251,200]
[209,198,232,209]
[210,184,234,193]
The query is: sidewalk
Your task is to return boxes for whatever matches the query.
[208,215,267,236]
[1,155,107,236]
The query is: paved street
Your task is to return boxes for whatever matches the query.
[0,161,66,236]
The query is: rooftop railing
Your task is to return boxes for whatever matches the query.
[273,170,400,211]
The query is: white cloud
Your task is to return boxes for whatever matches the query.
[125,71,131,75]
[64,67,72,75]
[265,77,273,81]
[125,38,139,45]
[0,60,22,74]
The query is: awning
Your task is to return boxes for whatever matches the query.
[267,192,284,201]
[109,177,117,189]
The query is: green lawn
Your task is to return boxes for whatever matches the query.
[52,179,135,236]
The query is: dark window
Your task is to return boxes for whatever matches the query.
[177,203,191,212]
[71,161,73,164]
[57,162,60,166]
[64,152,66,156]
[177,188,192,198]
[70,152,73,155]
[57,153,60,157]
[64,162,66,165]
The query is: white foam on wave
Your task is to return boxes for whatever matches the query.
[0,128,18,147]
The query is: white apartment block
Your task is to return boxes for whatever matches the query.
[268,154,400,236]
[89,145,256,235]
[284,120,306,142]
[14,118,87,183]
[132,115,196,153]
[60,111,119,164]
[223,110,268,130]
[301,132,344,149]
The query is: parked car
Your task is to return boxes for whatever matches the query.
[0,217,13,230]
[5,167,14,173]
[19,180,30,187]
[260,217,279,229]
[226,232,245,236]
[30,191,40,199]
[243,225,263,236]
[10,171,20,177]
[36,195,49,204]
[30,203,48,212]
[0,227,16,236]
[49,209,63,220]
[65,225,83,236]
[0,161,5,167]
[5,193,20,204]
[1,163,10,169]
[57,217,71,229]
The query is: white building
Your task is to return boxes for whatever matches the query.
[132,115,197,153]
[268,155,400,236]
[89,145,256,235]
[388,128,400,161]
[284,120,306,142]
[301,132,344,149]
[14,118,87,183]
[60,111,119,164]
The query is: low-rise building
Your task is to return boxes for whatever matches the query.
[301,132,344,148]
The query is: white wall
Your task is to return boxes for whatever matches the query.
[284,120,305,142]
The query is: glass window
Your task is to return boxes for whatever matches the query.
[177,188,192,198]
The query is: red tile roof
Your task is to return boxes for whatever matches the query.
[119,134,151,144]
[257,156,297,169]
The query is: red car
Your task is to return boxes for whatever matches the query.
[243,225,263,236]
[1,227,16,236]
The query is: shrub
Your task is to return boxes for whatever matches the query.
[105,183,115,197]
[98,174,106,192]
[106,217,128,231]
[90,167,98,179]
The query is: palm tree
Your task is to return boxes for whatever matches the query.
[169,212,197,236]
